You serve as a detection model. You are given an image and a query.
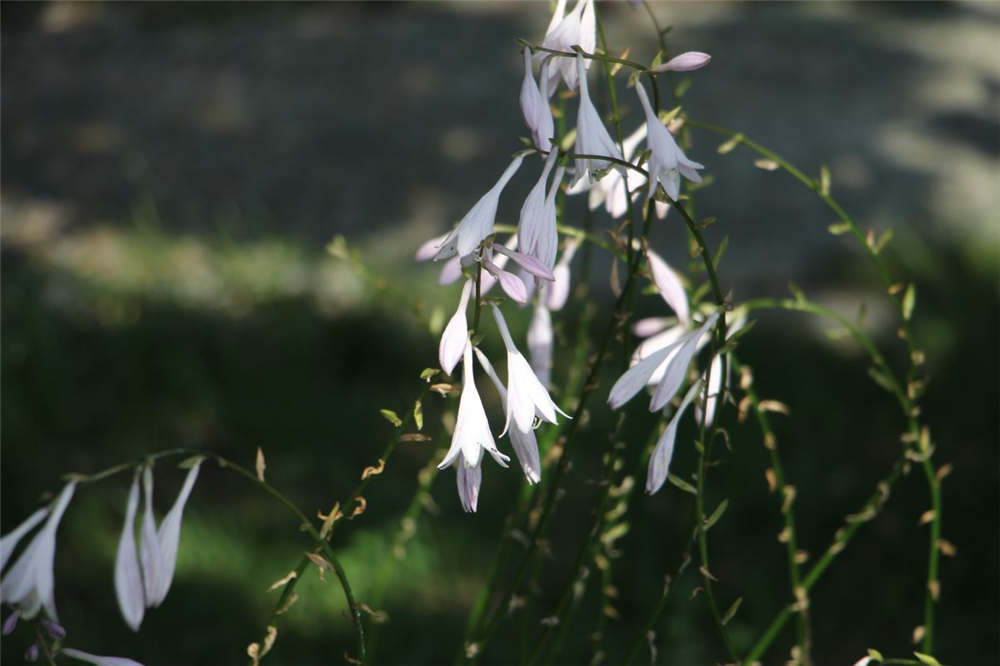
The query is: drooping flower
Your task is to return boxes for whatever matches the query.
[454,453,482,513]
[0,482,76,621]
[114,470,144,631]
[650,51,712,73]
[526,302,553,387]
[473,346,542,484]
[573,53,623,185]
[439,279,473,375]
[608,312,719,412]
[634,81,703,200]
[438,343,510,471]
[139,467,165,610]
[491,305,569,435]
[483,249,529,304]
[60,648,144,666]
[0,508,49,573]
[646,249,690,327]
[517,150,563,272]
[151,459,202,607]
[541,0,596,93]
[433,155,525,261]
[542,238,579,311]
[520,48,554,152]
[646,380,703,494]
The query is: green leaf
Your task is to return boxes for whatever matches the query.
[379,409,402,428]
[902,284,916,321]
[913,652,942,666]
[867,366,896,394]
[667,474,697,495]
[704,499,729,531]
[413,400,424,431]
[721,596,742,625]
[712,235,729,270]
[873,228,894,254]
[674,76,692,98]
[867,648,884,662]
[788,281,806,303]
[696,216,717,230]
[717,134,743,155]
[420,368,440,382]
[828,222,852,235]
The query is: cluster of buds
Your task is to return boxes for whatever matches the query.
[417,0,717,511]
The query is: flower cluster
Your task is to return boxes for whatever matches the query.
[1,461,203,663]
[417,1,717,510]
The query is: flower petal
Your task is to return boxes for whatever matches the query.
[151,459,203,607]
[646,249,690,326]
[527,303,553,387]
[60,648,145,666]
[139,467,164,610]
[456,457,482,513]
[114,471,145,631]
[649,313,719,412]
[646,381,702,494]
[608,339,684,410]
[439,280,473,375]
[0,508,49,573]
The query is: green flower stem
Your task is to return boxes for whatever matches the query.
[731,355,810,659]
[515,39,648,72]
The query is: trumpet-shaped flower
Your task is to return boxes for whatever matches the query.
[0,482,76,621]
[114,471,144,631]
[439,279,473,375]
[454,453,483,513]
[573,54,623,185]
[609,312,719,412]
[0,508,49,573]
[151,459,202,607]
[541,0,596,93]
[433,155,524,261]
[520,48,554,151]
[491,305,569,435]
[646,380,702,494]
[439,343,510,471]
[517,150,563,272]
[634,82,703,200]
[474,347,542,483]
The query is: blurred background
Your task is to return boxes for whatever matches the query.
[2,1,997,664]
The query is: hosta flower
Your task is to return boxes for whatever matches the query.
[490,305,569,435]
[646,380,703,494]
[114,471,144,631]
[608,312,719,412]
[526,302,553,387]
[634,81,703,200]
[573,54,623,185]
[433,155,525,261]
[0,482,76,621]
[0,508,49,572]
[646,249,690,327]
[60,648,144,666]
[454,453,483,513]
[541,0,596,93]
[650,51,712,73]
[517,149,563,272]
[439,343,510,471]
[474,347,542,484]
[542,238,579,311]
[520,47,554,151]
[439,279,473,376]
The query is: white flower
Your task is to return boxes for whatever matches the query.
[0,508,49,573]
[650,51,712,73]
[646,249,690,327]
[0,482,76,621]
[542,238,579,311]
[520,48,554,151]
[517,150,563,272]
[474,346,542,484]
[151,459,201,607]
[646,380,703,494]
[491,305,569,435]
[526,302,553,387]
[60,648,144,666]
[439,343,510,471]
[114,471,144,631]
[439,279,473,376]
[609,312,719,412]
[454,453,483,513]
[634,81,703,200]
[541,0,596,93]
[573,54,623,185]
[433,155,525,261]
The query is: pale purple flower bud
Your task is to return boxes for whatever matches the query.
[632,317,672,339]
[433,155,525,261]
[491,305,569,435]
[437,256,463,286]
[526,303,553,387]
[42,618,66,640]
[473,347,542,484]
[493,244,555,282]
[646,249,690,326]
[60,648,145,666]
[520,48,554,152]
[2,611,18,636]
[25,643,40,662]
[455,455,482,513]
[439,279,473,376]
[646,380,702,494]
[0,482,76,621]
[543,238,579,311]
[573,54,623,184]
[151,459,202,607]
[439,343,509,471]
[1,508,49,572]
[635,82,704,200]
[650,51,712,73]
[115,471,144,631]
[414,233,449,262]
[483,258,528,304]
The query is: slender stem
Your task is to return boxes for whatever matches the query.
[515,39,648,72]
